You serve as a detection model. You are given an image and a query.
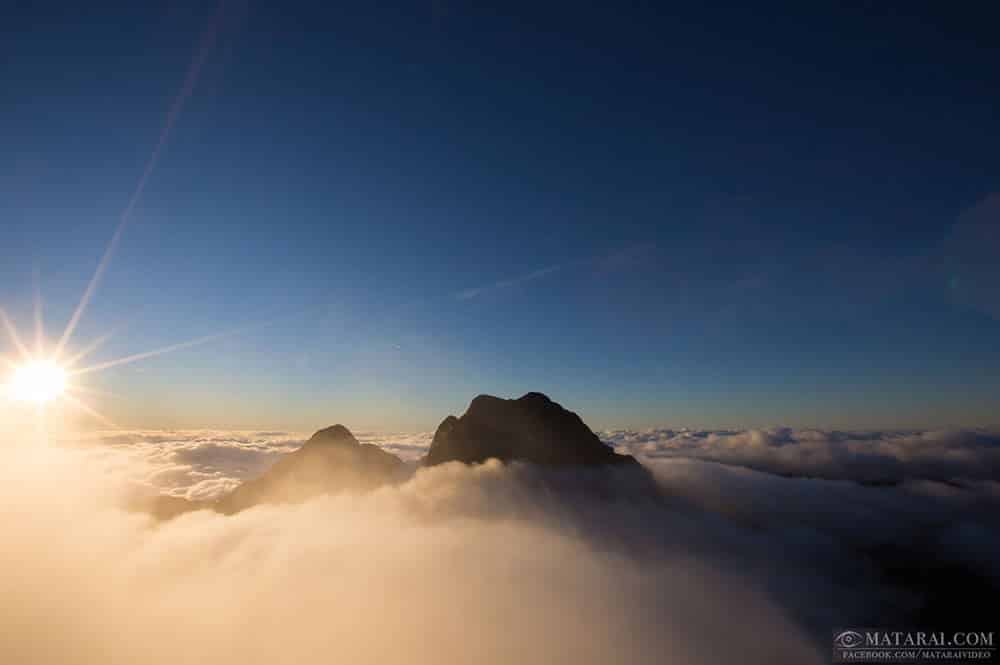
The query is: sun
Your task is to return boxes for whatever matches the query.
[7,359,67,403]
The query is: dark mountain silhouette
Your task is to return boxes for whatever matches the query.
[214,424,404,514]
[138,393,648,518]
[423,392,641,468]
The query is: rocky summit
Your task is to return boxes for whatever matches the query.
[423,392,640,468]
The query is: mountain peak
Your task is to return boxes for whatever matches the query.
[517,391,553,404]
[423,392,639,468]
[305,424,358,447]
[214,424,402,513]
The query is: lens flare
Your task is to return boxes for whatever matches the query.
[7,360,67,403]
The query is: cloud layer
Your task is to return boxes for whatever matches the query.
[603,427,1000,484]
[86,429,433,500]
[93,426,1000,501]
[0,440,821,665]
[0,425,994,665]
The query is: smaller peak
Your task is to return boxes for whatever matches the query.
[306,424,358,446]
[518,392,552,403]
[314,424,353,438]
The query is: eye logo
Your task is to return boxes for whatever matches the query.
[834,631,865,649]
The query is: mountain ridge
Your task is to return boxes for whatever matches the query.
[142,392,645,517]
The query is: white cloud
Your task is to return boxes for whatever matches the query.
[1,424,993,665]
[82,429,432,500]
[602,427,1000,484]
[0,440,820,665]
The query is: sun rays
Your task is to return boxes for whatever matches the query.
[70,329,241,377]
[0,289,243,430]
[0,296,112,426]
[0,2,231,432]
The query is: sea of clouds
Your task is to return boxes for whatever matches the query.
[0,424,996,665]
[86,426,1000,501]
[86,429,434,500]
[604,427,1000,484]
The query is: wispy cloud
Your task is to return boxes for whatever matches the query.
[455,264,563,301]
[451,243,665,302]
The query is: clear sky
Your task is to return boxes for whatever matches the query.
[2,2,998,431]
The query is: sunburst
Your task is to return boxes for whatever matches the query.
[0,1,231,432]
[8,360,66,403]
[1,302,113,425]
[0,291,251,431]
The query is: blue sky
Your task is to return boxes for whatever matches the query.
[2,2,998,430]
